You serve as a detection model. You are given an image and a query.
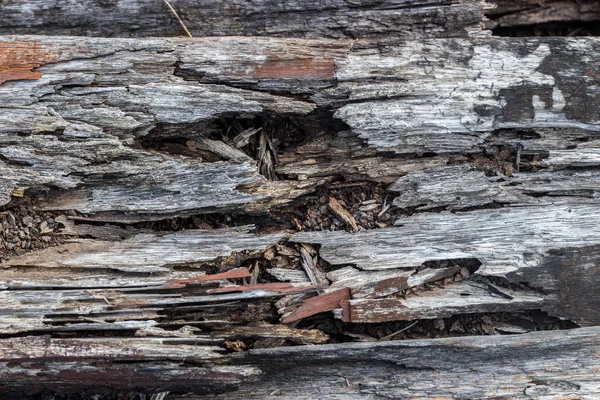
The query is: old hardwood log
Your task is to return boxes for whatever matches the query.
[0,9,599,397]
[0,327,599,398]
[0,0,489,39]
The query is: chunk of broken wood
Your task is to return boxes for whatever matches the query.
[187,137,253,163]
[328,197,359,232]
[282,288,351,324]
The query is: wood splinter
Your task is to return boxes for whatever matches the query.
[328,197,359,232]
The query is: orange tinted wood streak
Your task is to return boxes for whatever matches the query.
[165,267,251,288]
[282,288,351,324]
[340,299,352,323]
[253,58,335,79]
[0,40,59,84]
[207,282,318,294]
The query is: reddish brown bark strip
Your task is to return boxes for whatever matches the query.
[208,282,319,295]
[0,40,58,84]
[166,267,251,288]
[253,57,336,80]
[282,288,351,324]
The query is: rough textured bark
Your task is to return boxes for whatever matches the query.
[0,0,488,39]
[1,328,599,398]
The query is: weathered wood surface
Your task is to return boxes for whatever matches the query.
[1,327,599,398]
[3,0,597,40]
[0,0,488,39]
[1,35,599,215]
[1,30,600,397]
[1,34,599,330]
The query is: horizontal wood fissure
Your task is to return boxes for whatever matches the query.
[0,35,598,217]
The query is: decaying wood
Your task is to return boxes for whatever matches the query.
[5,225,285,273]
[0,35,599,217]
[0,0,488,39]
[391,165,600,210]
[0,7,599,395]
[1,327,599,398]
[1,34,599,334]
[292,204,600,325]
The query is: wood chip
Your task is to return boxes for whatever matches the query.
[300,246,328,288]
[166,267,251,288]
[187,137,253,163]
[231,127,262,148]
[282,288,352,324]
[328,197,359,232]
[10,187,25,197]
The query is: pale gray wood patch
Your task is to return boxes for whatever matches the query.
[334,38,600,153]
[390,165,600,210]
[5,226,285,272]
[291,204,600,275]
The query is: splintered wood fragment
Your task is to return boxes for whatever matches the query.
[391,165,600,210]
[166,268,251,288]
[257,130,278,180]
[339,282,545,323]
[267,268,310,283]
[327,265,461,299]
[207,282,319,295]
[282,288,351,324]
[250,262,260,285]
[187,137,253,163]
[231,127,262,149]
[328,197,359,232]
[212,324,329,344]
[10,187,24,197]
[300,245,329,288]
[55,215,147,241]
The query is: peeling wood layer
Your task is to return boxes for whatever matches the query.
[4,226,285,273]
[0,36,598,216]
[1,31,600,397]
[292,204,600,325]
